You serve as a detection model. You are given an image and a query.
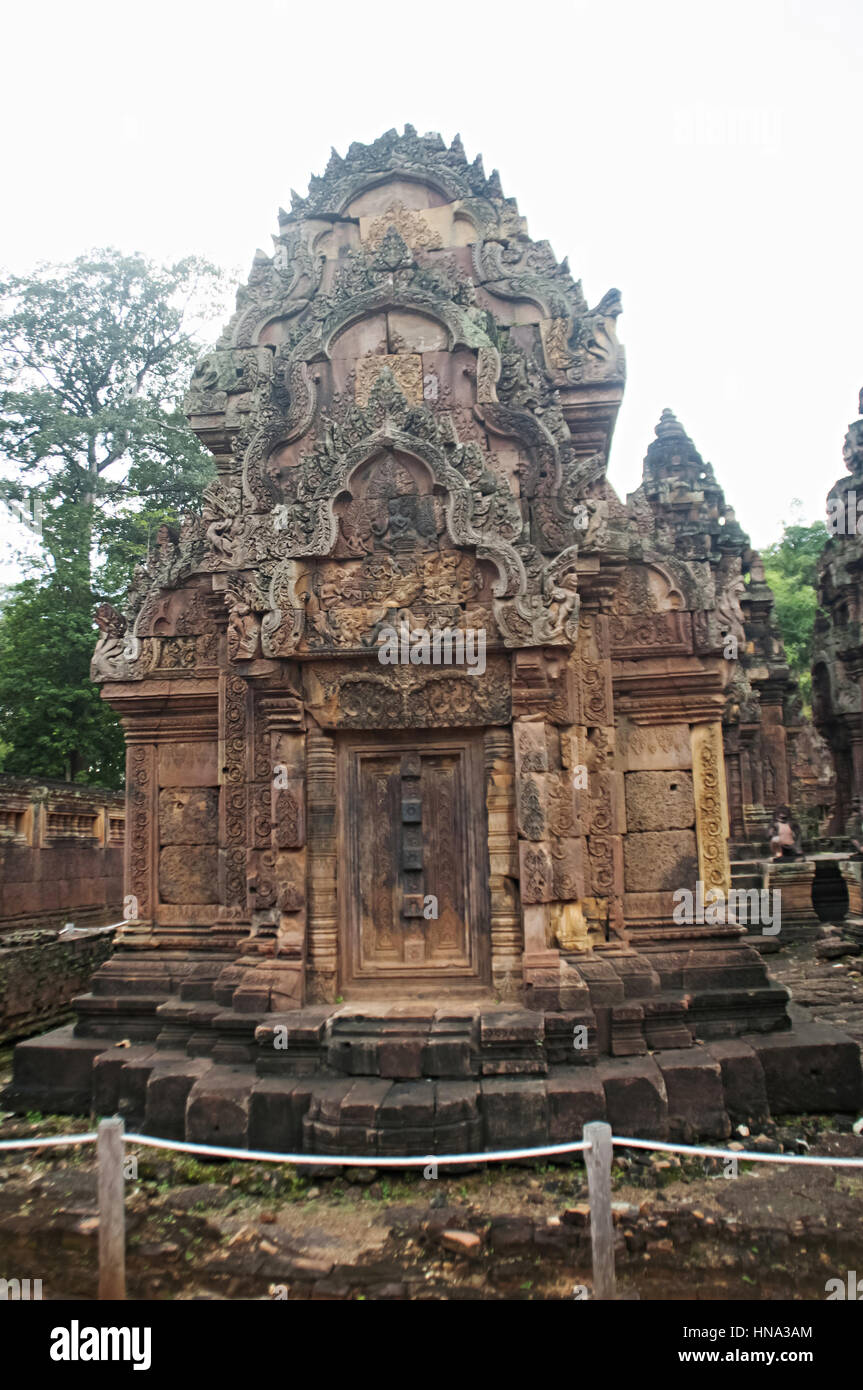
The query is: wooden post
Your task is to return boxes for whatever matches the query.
[98,1116,126,1300]
[583,1121,616,1300]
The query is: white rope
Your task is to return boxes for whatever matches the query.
[0,1132,98,1151]
[612,1136,863,1167]
[122,1133,592,1167]
[1,1127,862,1168]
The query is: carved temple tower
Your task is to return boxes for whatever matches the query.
[814,390,863,834]
[7,130,859,1149]
[629,408,833,849]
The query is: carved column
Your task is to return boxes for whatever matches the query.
[484,726,522,998]
[724,744,745,842]
[125,740,157,928]
[691,721,731,895]
[219,672,252,924]
[306,726,338,1002]
[577,613,624,942]
[228,690,308,1011]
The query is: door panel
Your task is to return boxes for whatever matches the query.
[341,733,488,991]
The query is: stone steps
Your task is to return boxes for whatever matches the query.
[6,1008,861,1154]
[28,1021,858,1152]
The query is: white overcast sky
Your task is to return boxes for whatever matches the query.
[1,0,861,559]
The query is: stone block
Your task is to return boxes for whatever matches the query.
[624,771,694,832]
[329,313,387,360]
[386,310,448,353]
[159,787,218,845]
[249,1077,314,1152]
[513,721,549,778]
[642,997,693,1051]
[705,1039,769,1125]
[546,1069,606,1141]
[92,1044,155,1115]
[337,1078,393,1127]
[159,845,219,903]
[379,1038,425,1079]
[586,771,625,835]
[328,1036,382,1076]
[143,1058,212,1139]
[481,1077,548,1147]
[624,830,697,892]
[158,741,218,788]
[422,1037,475,1078]
[434,1081,480,1125]
[378,1080,436,1129]
[610,1002,647,1056]
[749,1022,863,1114]
[519,841,554,903]
[3,1025,103,1113]
[586,835,624,898]
[117,1051,160,1124]
[516,773,548,841]
[654,1049,730,1139]
[550,837,586,902]
[595,1057,669,1138]
[186,1067,251,1148]
[617,719,692,771]
[623,891,679,927]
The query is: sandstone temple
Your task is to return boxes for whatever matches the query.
[6,129,860,1151]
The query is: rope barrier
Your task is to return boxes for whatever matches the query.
[612,1136,863,1167]
[0,1132,98,1151]
[122,1132,592,1166]
[2,1126,862,1167]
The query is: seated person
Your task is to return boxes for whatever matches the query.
[770,806,801,860]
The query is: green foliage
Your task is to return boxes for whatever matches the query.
[0,249,228,784]
[761,516,829,710]
[0,570,125,784]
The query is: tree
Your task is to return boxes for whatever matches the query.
[761,514,829,710]
[0,571,124,784]
[0,249,228,785]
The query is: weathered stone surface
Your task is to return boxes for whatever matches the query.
[0,929,115,1045]
[595,1057,669,1138]
[158,787,218,845]
[158,846,219,903]
[749,1022,863,1114]
[616,720,692,772]
[624,771,694,832]
[143,1058,213,1139]
[187,1066,252,1148]
[705,1038,769,1125]
[654,1049,730,1139]
[481,1077,548,1147]
[4,1025,106,1114]
[623,830,697,892]
[157,742,219,788]
[546,1069,606,1141]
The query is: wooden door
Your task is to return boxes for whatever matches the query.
[340,733,489,993]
